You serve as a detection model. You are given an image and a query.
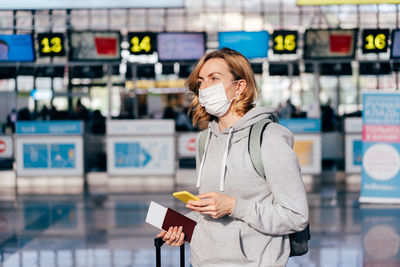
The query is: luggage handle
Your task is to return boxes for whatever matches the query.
[154,237,185,267]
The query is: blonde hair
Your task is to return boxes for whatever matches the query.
[186,48,259,129]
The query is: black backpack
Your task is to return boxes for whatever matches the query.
[198,116,310,257]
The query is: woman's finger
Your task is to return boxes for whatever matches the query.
[157,230,166,238]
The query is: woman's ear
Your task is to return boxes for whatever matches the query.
[236,79,247,96]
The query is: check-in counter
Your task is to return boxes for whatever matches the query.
[15,121,84,177]
[280,118,322,174]
[344,117,362,174]
[106,120,175,176]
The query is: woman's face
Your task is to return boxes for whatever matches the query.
[197,58,237,100]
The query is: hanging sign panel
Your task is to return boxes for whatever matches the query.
[298,0,400,5]
[156,32,206,62]
[0,34,35,62]
[362,29,389,54]
[218,31,269,59]
[38,33,65,57]
[304,29,357,59]
[272,30,298,55]
[0,0,184,9]
[360,91,400,204]
[391,30,400,59]
[69,31,121,61]
[128,32,156,55]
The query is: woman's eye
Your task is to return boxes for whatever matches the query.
[212,77,219,81]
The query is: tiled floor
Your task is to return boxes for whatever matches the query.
[0,171,400,267]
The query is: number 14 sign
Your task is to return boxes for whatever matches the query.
[128,32,156,55]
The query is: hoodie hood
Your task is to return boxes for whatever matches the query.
[197,106,276,191]
[209,106,277,143]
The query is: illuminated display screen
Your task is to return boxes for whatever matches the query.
[69,31,120,61]
[304,29,357,59]
[391,30,400,59]
[362,29,389,54]
[38,33,65,57]
[156,32,206,62]
[218,31,269,59]
[272,30,298,54]
[0,34,35,62]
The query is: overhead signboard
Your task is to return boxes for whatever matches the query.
[304,29,357,59]
[157,32,206,62]
[391,30,400,59]
[218,31,269,59]
[69,31,121,61]
[128,32,156,55]
[272,30,298,55]
[0,0,184,9]
[0,34,35,62]
[362,29,389,54]
[298,0,400,5]
[37,33,65,57]
[16,121,83,135]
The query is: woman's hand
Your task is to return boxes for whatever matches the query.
[186,192,236,219]
[156,226,185,247]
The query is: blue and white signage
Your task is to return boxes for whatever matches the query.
[107,119,174,136]
[280,118,321,133]
[16,121,83,135]
[16,137,83,176]
[107,136,175,175]
[360,91,400,204]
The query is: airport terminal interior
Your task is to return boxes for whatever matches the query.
[1,0,400,266]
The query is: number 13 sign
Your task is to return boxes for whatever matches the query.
[38,33,65,57]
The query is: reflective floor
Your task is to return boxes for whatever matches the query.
[1,171,400,267]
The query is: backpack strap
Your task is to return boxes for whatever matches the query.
[248,118,273,178]
[198,128,209,163]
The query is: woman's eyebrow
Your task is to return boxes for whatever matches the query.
[197,72,222,79]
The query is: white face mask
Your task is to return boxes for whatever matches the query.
[198,81,237,117]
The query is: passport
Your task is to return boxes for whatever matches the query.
[145,201,197,243]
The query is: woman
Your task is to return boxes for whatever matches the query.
[157,48,309,267]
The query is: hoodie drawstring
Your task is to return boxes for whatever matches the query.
[196,125,211,188]
[219,127,233,191]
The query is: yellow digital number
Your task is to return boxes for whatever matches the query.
[41,37,63,54]
[41,37,51,53]
[284,34,296,51]
[365,33,386,50]
[274,34,296,51]
[274,35,284,51]
[130,35,151,53]
[374,33,386,50]
[51,37,62,53]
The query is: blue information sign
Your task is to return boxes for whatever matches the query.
[353,140,362,166]
[51,144,76,168]
[16,121,82,135]
[218,31,269,59]
[279,118,321,133]
[23,144,48,169]
[115,143,152,168]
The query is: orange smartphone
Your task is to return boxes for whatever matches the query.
[173,191,200,204]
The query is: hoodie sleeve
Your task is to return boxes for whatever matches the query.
[230,123,309,235]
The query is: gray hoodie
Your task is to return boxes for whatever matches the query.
[189,107,309,267]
